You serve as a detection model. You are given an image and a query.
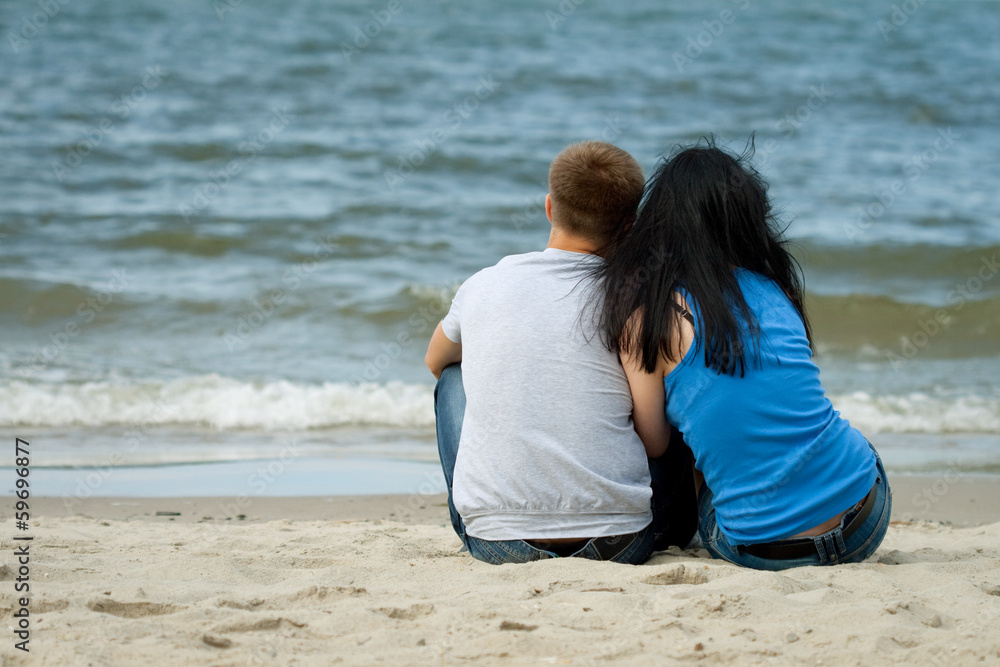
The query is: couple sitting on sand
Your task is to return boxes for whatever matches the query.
[425,140,891,571]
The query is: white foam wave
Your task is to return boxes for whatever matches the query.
[0,375,435,430]
[1,376,996,434]
[831,392,1000,435]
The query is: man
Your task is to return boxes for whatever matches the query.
[425,141,696,565]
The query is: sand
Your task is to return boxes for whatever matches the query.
[2,481,999,666]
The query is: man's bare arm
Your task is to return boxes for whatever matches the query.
[425,322,462,379]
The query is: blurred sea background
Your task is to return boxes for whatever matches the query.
[1,0,998,498]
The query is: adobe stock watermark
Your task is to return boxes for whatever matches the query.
[178,107,293,222]
[383,75,501,191]
[224,235,337,351]
[387,469,447,523]
[895,461,965,522]
[213,0,244,21]
[672,0,752,73]
[27,268,132,375]
[742,431,826,513]
[7,0,72,53]
[888,253,998,371]
[340,0,414,63]
[876,0,929,41]
[755,83,833,171]
[61,399,177,510]
[511,115,630,232]
[596,242,673,337]
[51,66,169,182]
[350,280,461,385]
[213,439,304,522]
[510,192,548,233]
[844,127,959,242]
[775,85,831,138]
[544,0,587,30]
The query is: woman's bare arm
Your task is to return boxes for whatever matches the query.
[621,298,695,458]
[621,349,671,458]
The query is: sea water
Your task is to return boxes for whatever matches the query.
[1,0,998,496]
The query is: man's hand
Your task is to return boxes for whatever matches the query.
[425,322,462,379]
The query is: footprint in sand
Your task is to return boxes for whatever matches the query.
[979,583,1000,597]
[217,598,266,611]
[884,601,945,628]
[0,598,70,618]
[35,599,70,614]
[877,550,921,565]
[375,603,434,620]
[499,620,538,632]
[216,586,367,612]
[202,634,233,649]
[214,617,307,633]
[642,564,708,586]
[272,585,368,607]
[87,599,182,618]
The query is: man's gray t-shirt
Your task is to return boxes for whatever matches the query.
[441,248,652,540]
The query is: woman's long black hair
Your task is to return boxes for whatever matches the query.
[595,137,811,376]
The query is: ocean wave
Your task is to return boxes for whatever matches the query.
[0,376,434,430]
[800,242,1000,282]
[809,293,1000,358]
[0,376,997,435]
[831,392,1000,435]
[0,275,136,323]
[106,229,251,257]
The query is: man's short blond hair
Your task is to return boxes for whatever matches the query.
[548,141,644,243]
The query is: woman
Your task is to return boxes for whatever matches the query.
[595,140,890,570]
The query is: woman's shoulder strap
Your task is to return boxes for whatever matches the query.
[669,299,695,325]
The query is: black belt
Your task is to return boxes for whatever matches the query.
[740,485,878,561]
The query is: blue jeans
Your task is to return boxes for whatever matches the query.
[434,364,697,565]
[698,446,892,571]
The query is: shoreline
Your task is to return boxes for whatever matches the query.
[25,475,1000,526]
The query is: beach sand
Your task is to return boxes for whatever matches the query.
[3,478,999,666]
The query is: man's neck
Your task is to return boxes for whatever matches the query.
[546,227,602,256]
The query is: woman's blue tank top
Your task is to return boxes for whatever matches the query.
[665,269,876,544]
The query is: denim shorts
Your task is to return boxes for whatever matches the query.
[464,524,656,565]
[698,447,892,571]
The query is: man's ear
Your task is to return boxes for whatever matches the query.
[545,194,553,222]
